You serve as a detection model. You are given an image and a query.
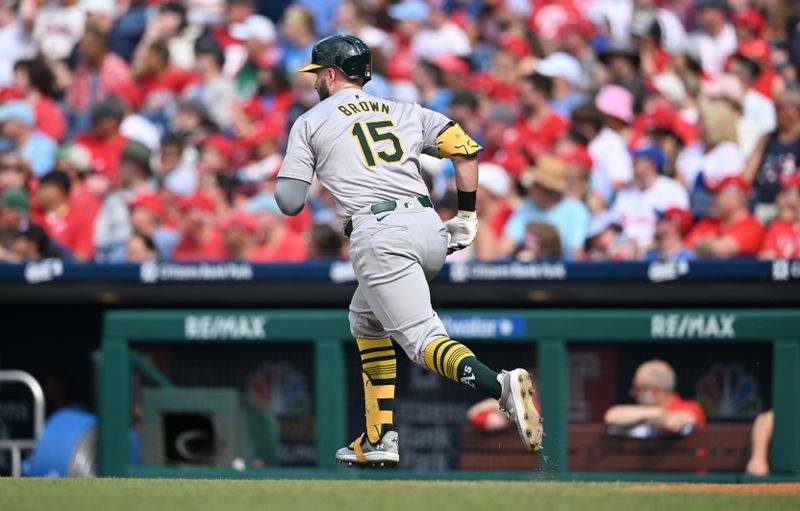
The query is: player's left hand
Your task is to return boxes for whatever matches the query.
[445,210,477,254]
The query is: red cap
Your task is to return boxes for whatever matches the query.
[129,192,165,218]
[708,175,752,194]
[499,34,531,60]
[178,192,217,214]
[732,8,766,34]
[639,103,697,145]
[736,39,770,63]
[640,103,677,130]
[658,207,694,236]
[559,144,593,170]
[203,134,235,163]
[435,54,470,74]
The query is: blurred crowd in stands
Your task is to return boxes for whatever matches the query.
[0,0,799,264]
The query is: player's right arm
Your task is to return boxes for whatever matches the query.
[276,116,315,216]
[275,178,310,216]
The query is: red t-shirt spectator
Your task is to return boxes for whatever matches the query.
[72,133,128,181]
[760,220,800,258]
[284,207,312,236]
[685,214,765,257]
[172,229,229,262]
[666,395,707,427]
[42,199,96,260]
[251,229,308,262]
[508,111,570,165]
[70,183,103,221]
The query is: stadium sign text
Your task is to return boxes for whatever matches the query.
[185,315,268,340]
[441,316,525,338]
[448,262,567,282]
[140,262,254,283]
[23,259,63,284]
[650,314,736,339]
[771,259,800,281]
[647,260,689,282]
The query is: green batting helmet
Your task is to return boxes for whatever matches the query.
[298,34,372,84]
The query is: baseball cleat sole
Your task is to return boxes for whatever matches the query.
[508,369,544,451]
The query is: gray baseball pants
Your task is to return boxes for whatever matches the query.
[347,198,450,365]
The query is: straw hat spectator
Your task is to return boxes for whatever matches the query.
[502,155,590,258]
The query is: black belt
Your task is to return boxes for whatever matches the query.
[344,196,433,238]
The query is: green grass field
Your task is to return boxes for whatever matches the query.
[1,479,799,511]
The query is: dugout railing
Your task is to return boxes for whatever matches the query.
[99,309,800,482]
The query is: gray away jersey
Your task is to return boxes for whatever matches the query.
[278,88,452,219]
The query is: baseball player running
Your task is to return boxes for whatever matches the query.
[275,35,543,467]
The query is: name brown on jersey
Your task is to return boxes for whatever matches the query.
[337,100,390,117]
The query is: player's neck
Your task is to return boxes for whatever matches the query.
[330,82,363,96]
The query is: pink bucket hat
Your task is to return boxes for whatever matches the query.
[595,84,634,124]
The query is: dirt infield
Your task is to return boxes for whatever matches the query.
[628,483,800,496]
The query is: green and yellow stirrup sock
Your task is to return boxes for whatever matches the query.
[353,337,396,452]
[423,337,502,399]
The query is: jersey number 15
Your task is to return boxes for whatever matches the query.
[351,120,404,167]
